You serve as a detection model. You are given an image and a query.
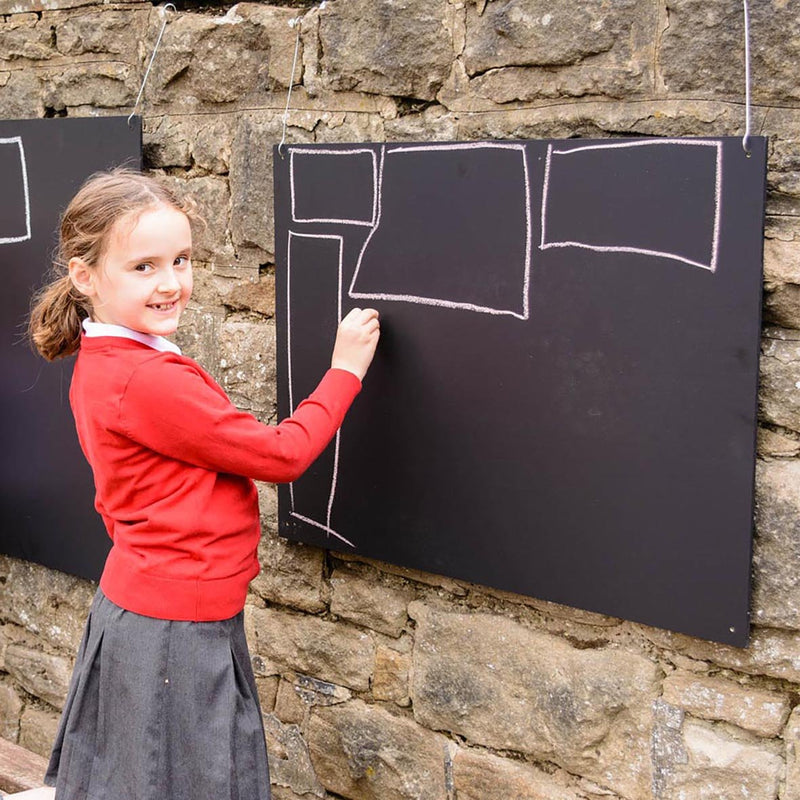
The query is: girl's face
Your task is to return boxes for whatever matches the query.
[82,204,193,337]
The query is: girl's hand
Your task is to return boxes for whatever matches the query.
[330,307,380,381]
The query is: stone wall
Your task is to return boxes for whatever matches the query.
[1,1,800,798]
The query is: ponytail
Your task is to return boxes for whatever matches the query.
[28,273,91,361]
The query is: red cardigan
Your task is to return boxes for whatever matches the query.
[70,335,361,621]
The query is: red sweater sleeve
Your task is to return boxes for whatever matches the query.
[118,357,361,482]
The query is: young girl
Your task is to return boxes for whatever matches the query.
[27,168,380,800]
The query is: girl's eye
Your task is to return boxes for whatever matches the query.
[175,256,190,268]
[134,263,153,273]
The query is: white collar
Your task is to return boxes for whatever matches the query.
[82,318,182,355]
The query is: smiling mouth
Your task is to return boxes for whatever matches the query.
[149,302,177,312]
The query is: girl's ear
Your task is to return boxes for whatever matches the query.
[68,258,97,298]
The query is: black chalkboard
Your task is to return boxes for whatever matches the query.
[1,116,142,580]
[275,138,766,645]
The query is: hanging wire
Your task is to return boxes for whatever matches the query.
[742,0,752,156]
[128,3,177,125]
[278,2,328,158]
[278,16,303,158]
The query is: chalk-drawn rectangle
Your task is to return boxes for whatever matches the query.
[540,139,721,272]
[0,137,31,244]
[286,231,353,548]
[349,143,532,319]
[290,148,378,227]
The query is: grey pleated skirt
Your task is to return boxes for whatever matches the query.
[45,590,271,800]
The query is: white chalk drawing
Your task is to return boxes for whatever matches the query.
[0,137,31,245]
[290,148,378,227]
[286,230,354,548]
[285,138,725,546]
[540,138,722,272]
[348,142,532,320]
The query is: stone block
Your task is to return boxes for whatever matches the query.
[191,115,235,175]
[479,586,622,632]
[255,674,279,714]
[372,646,410,704]
[330,566,414,637]
[384,106,458,141]
[658,719,782,800]
[263,713,326,799]
[313,110,387,144]
[42,62,135,111]
[244,606,278,679]
[19,705,60,759]
[757,426,800,458]
[765,284,800,330]
[224,273,276,319]
[662,671,790,737]
[0,558,93,654]
[172,305,222,376]
[182,265,224,314]
[232,4,303,90]
[274,678,306,725]
[143,113,235,174]
[318,0,454,102]
[458,98,746,144]
[660,0,800,104]
[307,700,450,800]
[218,319,275,415]
[0,16,56,61]
[764,236,800,329]
[293,673,353,710]
[53,8,147,58]
[170,174,234,264]
[335,553,468,597]
[0,68,44,118]
[248,606,374,692]
[0,0,116,12]
[0,680,23,741]
[752,460,800,629]
[464,0,629,72]
[251,534,326,614]
[651,698,688,799]
[142,116,193,170]
[785,706,800,800]
[461,0,654,103]
[766,108,800,201]
[273,673,352,726]
[764,237,800,285]
[4,645,72,710]
[144,7,272,106]
[230,113,287,260]
[646,625,800,684]
[409,602,659,799]
[257,481,279,529]
[453,746,585,800]
[760,328,800,433]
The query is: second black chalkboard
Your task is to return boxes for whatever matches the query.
[274,137,767,645]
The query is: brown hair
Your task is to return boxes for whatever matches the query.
[28,168,199,361]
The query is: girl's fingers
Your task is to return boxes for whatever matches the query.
[342,307,379,328]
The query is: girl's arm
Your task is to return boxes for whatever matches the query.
[118,308,380,482]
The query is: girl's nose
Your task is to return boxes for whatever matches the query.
[157,267,181,294]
